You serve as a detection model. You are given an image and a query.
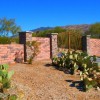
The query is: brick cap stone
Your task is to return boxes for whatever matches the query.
[19,31,33,33]
[51,33,58,35]
[87,35,91,38]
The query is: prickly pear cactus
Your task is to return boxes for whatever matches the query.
[0,64,14,92]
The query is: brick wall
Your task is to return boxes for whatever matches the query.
[88,38,100,56]
[0,44,24,64]
[19,32,58,61]
[32,37,50,60]
[82,35,100,57]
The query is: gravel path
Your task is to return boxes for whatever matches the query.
[9,60,100,100]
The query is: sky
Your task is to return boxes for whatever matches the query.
[0,0,100,31]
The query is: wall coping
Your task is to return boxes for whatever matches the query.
[32,37,49,39]
[86,35,91,38]
[51,33,58,35]
[19,31,33,33]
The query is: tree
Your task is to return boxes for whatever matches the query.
[85,23,100,37]
[53,27,66,33]
[32,27,66,37]
[0,18,21,36]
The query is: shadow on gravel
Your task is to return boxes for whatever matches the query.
[44,64,71,75]
[44,63,52,67]
[66,80,84,91]
[44,63,59,69]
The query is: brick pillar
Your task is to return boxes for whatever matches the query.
[82,35,91,55]
[50,33,58,58]
[86,35,91,55]
[19,31,32,62]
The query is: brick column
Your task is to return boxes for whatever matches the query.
[19,31,32,61]
[86,35,91,55]
[50,33,58,58]
[82,35,91,55]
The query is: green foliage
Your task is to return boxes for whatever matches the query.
[83,77,97,91]
[26,41,40,64]
[32,27,82,50]
[0,93,18,100]
[86,23,100,38]
[28,56,33,64]
[0,64,14,92]
[0,64,18,100]
[10,37,19,44]
[52,50,79,74]
[0,18,21,36]
[8,94,18,100]
[58,29,82,50]
[0,36,19,44]
[53,27,66,33]
[79,56,100,91]
[53,51,100,91]
[0,93,9,100]
[0,36,11,44]
[58,32,68,48]
[32,27,66,37]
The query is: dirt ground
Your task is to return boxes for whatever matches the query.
[9,60,100,100]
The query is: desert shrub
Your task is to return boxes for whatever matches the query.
[10,37,19,43]
[85,23,100,38]
[0,36,11,44]
[0,36,19,44]
[26,41,40,64]
[58,29,82,50]
[32,27,66,37]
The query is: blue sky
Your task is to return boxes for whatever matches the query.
[0,0,100,31]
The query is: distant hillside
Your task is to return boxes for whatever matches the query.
[31,24,91,33]
[11,24,91,37]
[63,24,91,32]
[31,27,54,32]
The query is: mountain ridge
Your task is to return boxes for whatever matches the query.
[31,24,91,32]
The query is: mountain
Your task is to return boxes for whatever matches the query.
[63,24,91,32]
[31,27,54,32]
[31,24,91,33]
[11,24,91,37]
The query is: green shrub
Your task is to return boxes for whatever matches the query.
[0,36,11,44]
[0,36,19,44]
[58,29,82,50]
[26,41,40,64]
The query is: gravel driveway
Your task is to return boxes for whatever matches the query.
[9,60,100,100]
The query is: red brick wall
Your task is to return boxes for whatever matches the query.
[88,38,100,56]
[32,37,50,60]
[0,44,24,64]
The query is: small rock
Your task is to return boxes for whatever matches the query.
[97,87,100,91]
